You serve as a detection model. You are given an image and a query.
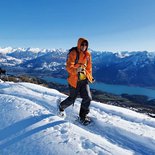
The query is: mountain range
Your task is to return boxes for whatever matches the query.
[0,47,155,87]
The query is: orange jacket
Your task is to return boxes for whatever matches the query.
[66,38,93,88]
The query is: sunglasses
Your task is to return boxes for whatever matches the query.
[81,43,88,46]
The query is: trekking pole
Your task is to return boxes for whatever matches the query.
[65,102,74,143]
[68,103,74,129]
[5,73,9,82]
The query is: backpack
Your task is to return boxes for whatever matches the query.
[67,47,87,81]
[66,47,79,65]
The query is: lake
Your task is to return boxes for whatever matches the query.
[42,76,155,99]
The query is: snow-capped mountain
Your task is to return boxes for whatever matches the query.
[94,51,155,86]
[0,81,155,155]
[0,47,14,54]
[21,51,66,71]
[0,47,155,87]
[0,53,22,67]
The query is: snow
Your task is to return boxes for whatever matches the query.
[0,46,79,57]
[0,82,155,155]
[0,47,14,54]
[0,79,4,83]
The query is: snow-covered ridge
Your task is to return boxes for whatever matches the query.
[0,47,67,54]
[0,47,68,68]
[1,46,155,67]
[0,47,14,54]
[1,46,155,55]
[1,47,155,62]
[0,82,155,155]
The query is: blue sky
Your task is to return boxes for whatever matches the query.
[0,0,155,52]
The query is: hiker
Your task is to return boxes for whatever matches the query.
[0,68,6,79]
[0,68,6,75]
[58,38,94,125]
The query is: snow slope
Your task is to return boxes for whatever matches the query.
[0,82,155,155]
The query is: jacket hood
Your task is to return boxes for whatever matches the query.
[77,38,89,51]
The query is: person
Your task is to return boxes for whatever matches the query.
[0,68,6,75]
[58,38,94,125]
[0,67,6,79]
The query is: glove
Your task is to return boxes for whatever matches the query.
[92,78,95,83]
[77,66,85,74]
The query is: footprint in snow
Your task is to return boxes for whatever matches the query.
[81,139,95,149]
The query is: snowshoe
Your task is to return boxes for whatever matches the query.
[78,116,92,126]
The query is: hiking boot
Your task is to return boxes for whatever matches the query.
[79,116,91,125]
[58,109,66,118]
[57,100,66,118]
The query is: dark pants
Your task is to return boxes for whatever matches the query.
[60,79,92,119]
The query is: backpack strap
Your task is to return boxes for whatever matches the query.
[67,47,79,65]
[75,48,79,65]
